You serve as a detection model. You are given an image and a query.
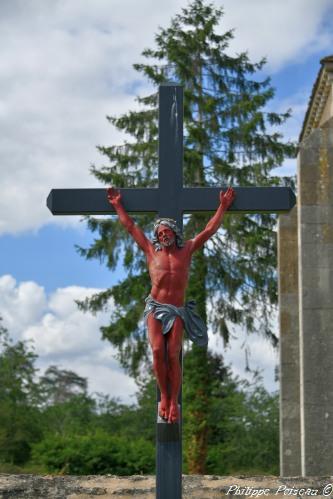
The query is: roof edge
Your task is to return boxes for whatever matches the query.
[299,55,333,144]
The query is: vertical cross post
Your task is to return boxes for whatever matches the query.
[156,84,183,499]
[158,84,183,226]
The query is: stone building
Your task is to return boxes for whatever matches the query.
[279,55,333,476]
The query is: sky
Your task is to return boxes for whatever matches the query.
[1,0,332,403]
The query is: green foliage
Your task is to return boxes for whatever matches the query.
[39,394,97,437]
[183,349,279,475]
[93,390,155,443]
[39,365,88,405]
[32,430,155,475]
[0,319,42,465]
[183,347,226,473]
[206,376,279,475]
[0,322,278,475]
[36,365,97,438]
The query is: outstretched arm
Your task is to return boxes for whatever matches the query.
[107,188,153,254]
[190,187,235,253]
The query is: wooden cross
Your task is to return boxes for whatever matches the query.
[47,84,296,499]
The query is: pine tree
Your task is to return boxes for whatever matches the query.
[78,0,294,471]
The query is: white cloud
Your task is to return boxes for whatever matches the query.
[223,0,333,70]
[0,0,332,235]
[209,323,279,393]
[0,274,137,402]
[0,1,150,235]
[0,275,47,337]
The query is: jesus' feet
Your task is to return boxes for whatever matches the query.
[168,401,179,424]
[159,395,170,420]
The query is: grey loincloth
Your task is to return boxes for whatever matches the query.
[143,295,208,347]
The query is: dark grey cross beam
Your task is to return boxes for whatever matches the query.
[47,84,296,499]
[47,186,295,218]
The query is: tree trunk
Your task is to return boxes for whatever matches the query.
[184,243,212,473]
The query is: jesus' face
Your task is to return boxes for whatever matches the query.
[157,225,176,247]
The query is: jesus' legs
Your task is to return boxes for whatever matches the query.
[147,314,169,420]
[166,317,183,423]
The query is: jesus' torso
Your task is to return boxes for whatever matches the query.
[146,241,192,307]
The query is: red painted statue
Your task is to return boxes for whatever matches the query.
[107,186,235,423]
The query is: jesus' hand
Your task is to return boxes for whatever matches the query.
[107,187,122,206]
[220,187,235,211]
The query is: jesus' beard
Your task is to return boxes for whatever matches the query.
[160,236,175,247]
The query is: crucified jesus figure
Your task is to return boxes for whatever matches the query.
[107,186,235,424]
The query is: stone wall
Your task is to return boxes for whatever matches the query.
[297,117,333,475]
[1,474,333,499]
[278,206,301,476]
[279,116,333,476]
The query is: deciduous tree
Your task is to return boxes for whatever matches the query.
[0,319,41,465]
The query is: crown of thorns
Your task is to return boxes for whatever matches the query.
[152,218,184,251]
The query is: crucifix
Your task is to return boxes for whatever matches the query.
[47,83,296,499]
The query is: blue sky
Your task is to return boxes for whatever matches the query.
[1,0,332,401]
